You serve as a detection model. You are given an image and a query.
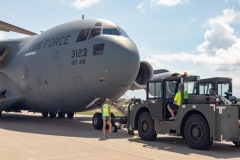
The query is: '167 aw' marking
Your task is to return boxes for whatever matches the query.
[72,59,86,65]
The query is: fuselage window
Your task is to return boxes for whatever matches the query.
[76,28,90,42]
[102,28,120,36]
[88,28,101,39]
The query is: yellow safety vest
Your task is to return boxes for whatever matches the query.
[102,103,110,116]
[174,91,181,106]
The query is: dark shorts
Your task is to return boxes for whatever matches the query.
[169,104,179,110]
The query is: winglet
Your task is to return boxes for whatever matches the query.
[0,21,37,35]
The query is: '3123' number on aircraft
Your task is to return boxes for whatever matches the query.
[71,48,87,58]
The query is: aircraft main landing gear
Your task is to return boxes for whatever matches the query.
[41,112,48,118]
[67,112,74,118]
[49,112,57,118]
[41,112,74,118]
[58,112,65,118]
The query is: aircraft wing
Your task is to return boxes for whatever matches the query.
[0,21,37,35]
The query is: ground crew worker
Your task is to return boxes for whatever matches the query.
[102,98,112,139]
[167,84,183,120]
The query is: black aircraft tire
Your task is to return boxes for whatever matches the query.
[184,114,212,150]
[49,112,57,118]
[112,124,118,132]
[0,111,2,118]
[233,141,240,147]
[58,112,65,118]
[138,112,157,141]
[92,112,103,129]
[67,112,74,118]
[41,112,48,118]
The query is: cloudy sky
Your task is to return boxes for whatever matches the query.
[0,0,240,99]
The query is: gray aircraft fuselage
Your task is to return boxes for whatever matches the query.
[0,19,140,113]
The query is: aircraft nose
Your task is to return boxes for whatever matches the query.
[106,37,140,86]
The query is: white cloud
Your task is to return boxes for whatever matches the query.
[150,0,189,7]
[137,0,189,11]
[144,48,240,72]
[139,8,240,96]
[72,0,100,10]
[140,9,240,71]
[195,8,240,71]
[137,3,146,12]
[197,9,240,54]
[232,77,240,96]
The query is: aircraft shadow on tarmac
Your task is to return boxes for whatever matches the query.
[128,136,240,159]
[0,113,132,139]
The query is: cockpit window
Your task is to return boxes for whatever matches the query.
[76,28,90,42]
[88,28,101,39]
[102,28,120,36]
[118,26,129,37]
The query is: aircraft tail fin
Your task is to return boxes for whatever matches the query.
[0,21,37,35]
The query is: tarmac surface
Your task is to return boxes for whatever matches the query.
[0,112,240,160]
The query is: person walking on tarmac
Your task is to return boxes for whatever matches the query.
[167,84,183,120]
[102,98,112,139]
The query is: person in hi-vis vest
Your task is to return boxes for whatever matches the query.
[102,98,112,139]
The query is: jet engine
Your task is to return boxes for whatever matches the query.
[129,61,154,90]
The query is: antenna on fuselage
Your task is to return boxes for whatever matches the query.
[82,15,84,19]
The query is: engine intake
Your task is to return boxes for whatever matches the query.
[130,61,153,90]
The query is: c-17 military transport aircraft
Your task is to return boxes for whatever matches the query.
[0,18,160,119]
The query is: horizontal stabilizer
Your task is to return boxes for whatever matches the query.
[0,21,37,35]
